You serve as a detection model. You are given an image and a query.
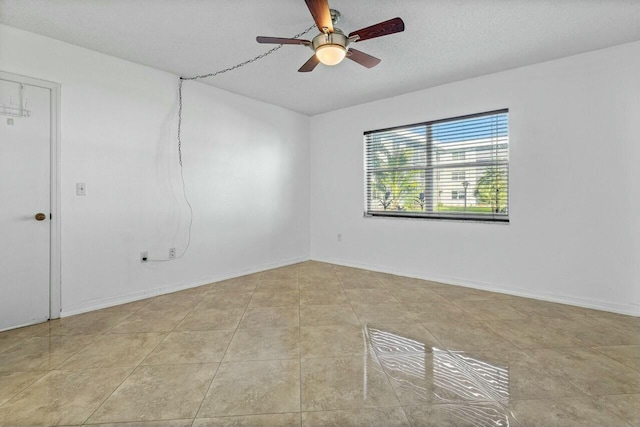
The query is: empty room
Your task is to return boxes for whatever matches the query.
[0,1,638,426]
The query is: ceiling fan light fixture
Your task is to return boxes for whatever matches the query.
[255,2,405,72]
[315,44,346,66]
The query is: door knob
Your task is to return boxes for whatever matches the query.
[35,213,46,221]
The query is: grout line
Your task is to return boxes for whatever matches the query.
[6,262,638,425]
[336,270,363,327]
[517,352,593,399]
[354,271,409,413]
[81,417,201,426]
[0,369,49,408]
[82,418,214,427]
[192,274,259,420]
[576,391,640,397]
[80,363,136,424]
[39,310,144,370]
[335,267,523,427]
[81,289,209,425]
[576,396,635,427]
[189,410,308,420]
[190,359,222,422]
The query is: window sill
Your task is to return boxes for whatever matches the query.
[363,212,510,224]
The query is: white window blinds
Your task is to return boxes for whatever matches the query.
[364,110,509,222]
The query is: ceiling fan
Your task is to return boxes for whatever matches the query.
[256,0,405,72]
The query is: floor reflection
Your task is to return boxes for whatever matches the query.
[366,325,428,354]
[432,347,509,402]
[365,325,513,426]
[429,401,512,427]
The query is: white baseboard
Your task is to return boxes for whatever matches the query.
[0,318,50,333]
[313,256,640,317]
[60,254,639,318]
[60,255,310,317]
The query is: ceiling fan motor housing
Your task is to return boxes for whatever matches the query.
[255,1,405,71]
[311,28,348,51]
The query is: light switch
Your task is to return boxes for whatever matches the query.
[76,183,86,196]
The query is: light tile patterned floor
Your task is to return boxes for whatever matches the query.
[0,261,638,426]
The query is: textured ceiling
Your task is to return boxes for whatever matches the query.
[2,0,640,115]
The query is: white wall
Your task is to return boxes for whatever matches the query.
[2,23,638,318]
[0,24,310,315]
[310,41,640,316]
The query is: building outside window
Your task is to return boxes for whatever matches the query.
[451,170,466,181]
[452,150,466,161]
[451,190,466,200]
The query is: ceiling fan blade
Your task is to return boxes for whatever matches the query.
[349,17,405,42]
[256,36,311,46]
[346,48,381,68]
[298,54,320,72]
[304,0,334,33]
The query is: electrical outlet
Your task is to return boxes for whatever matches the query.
[76,183,86,196]
[140,251,148,263]
[169,248,176,259]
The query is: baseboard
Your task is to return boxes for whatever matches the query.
[61,254,639,318]
[60,255,310,317]
[313,256,640,317]
[0,318,50,333]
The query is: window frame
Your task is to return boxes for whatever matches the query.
[363,109,509,223]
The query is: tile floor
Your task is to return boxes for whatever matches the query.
[0,261,638,426]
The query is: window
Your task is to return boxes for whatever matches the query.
[452,150,466,161]
[451,170,465,181]
[364,109,509,222]
[451,190,466,200]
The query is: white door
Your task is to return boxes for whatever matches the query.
[0,78,51,331]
